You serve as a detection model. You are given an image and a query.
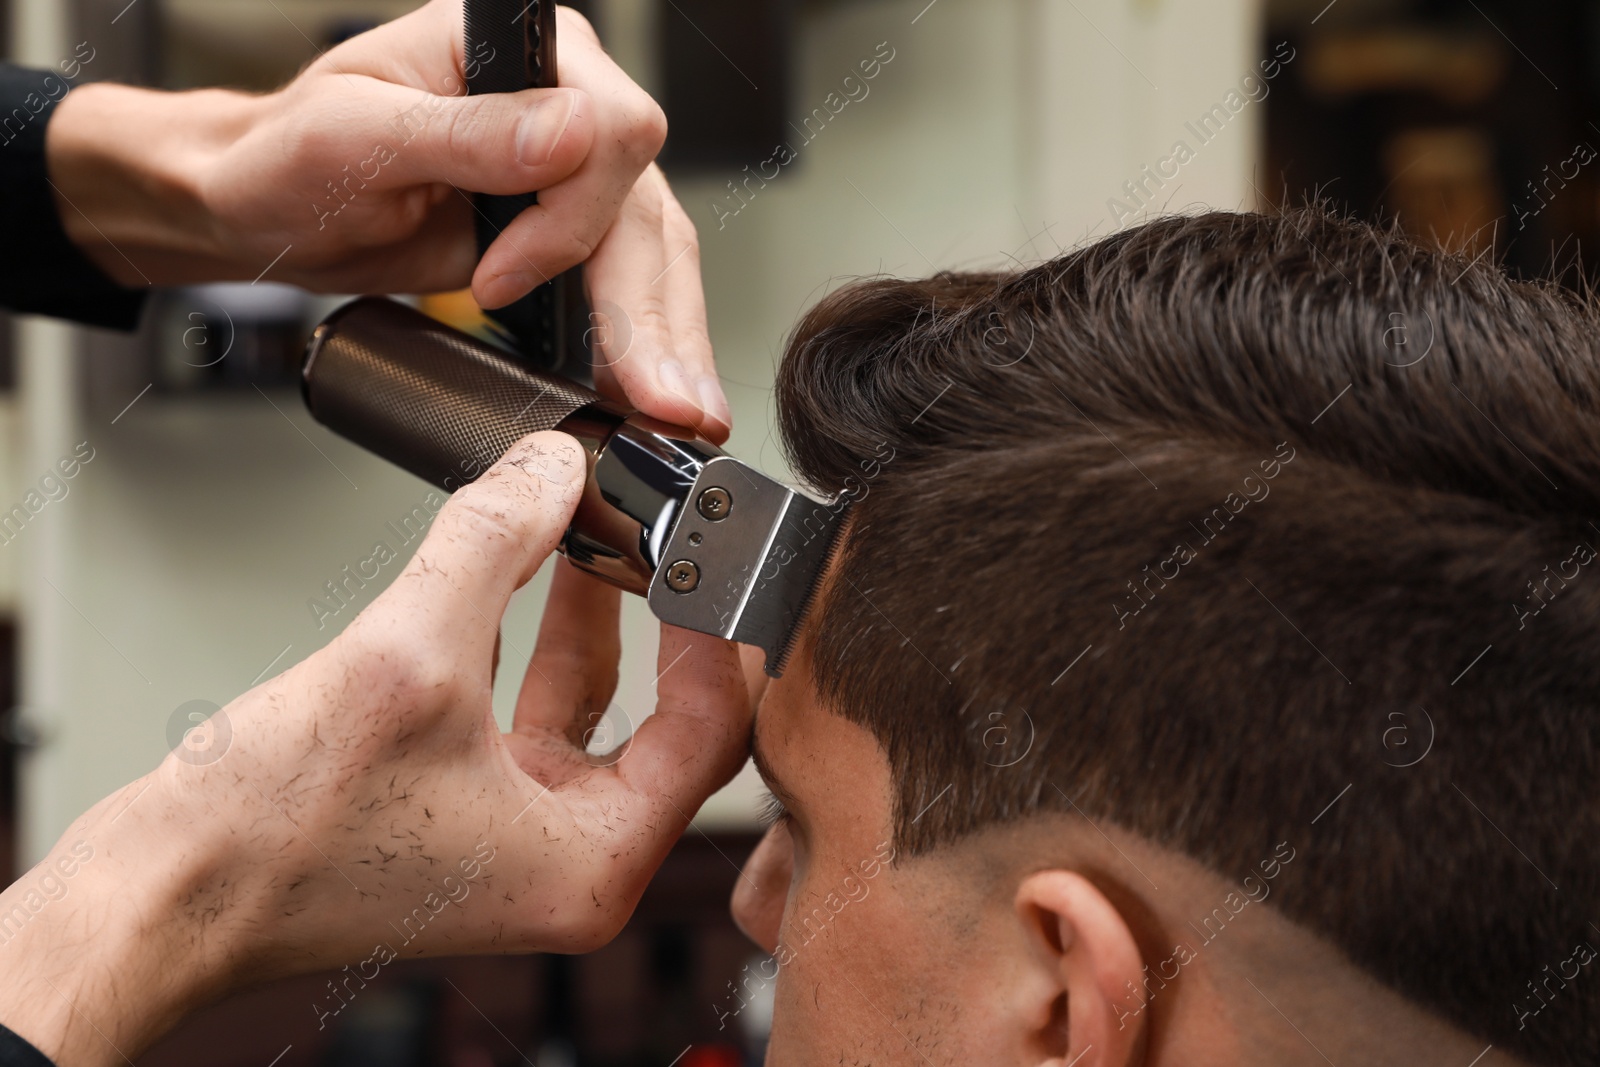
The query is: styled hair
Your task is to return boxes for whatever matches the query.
[774,208,1600,1064]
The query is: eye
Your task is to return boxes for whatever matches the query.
[757,789,792,830]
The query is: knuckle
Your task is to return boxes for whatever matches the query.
[351,188,434,250]
[439,99,482,168]
[662,195,700,249]
[677,318,713,361]
[561,228,600,265]
[511,227,598,277]
[641,98,669,150]
[385,646,458,703]
[339,621,457,706]
[622,175,666,231]
[283,120,339,172]
[616,92,668,163]
[629,288,673,341]
[397,185,435,233]
[632,197,666,236]
[303,52,343,81]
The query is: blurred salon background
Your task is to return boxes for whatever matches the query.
[0,0,1593,1063]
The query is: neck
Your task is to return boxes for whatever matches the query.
[1157,901,1525,1067]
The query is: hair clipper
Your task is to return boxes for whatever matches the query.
[301,297,846,676]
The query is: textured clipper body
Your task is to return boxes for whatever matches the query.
[301,298,848,675]
[302,297,604,492]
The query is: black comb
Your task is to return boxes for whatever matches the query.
[464,0,576,371]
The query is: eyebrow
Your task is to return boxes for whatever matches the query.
[750,716,799,807]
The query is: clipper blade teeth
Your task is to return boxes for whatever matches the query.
[764,507,851,679]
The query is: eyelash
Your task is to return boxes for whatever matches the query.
[758,790,792,830]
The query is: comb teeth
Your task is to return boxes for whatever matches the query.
[763,505,851,678]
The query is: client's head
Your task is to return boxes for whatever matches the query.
[729,208,1600,1067]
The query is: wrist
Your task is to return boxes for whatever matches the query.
[46,82,267,286]
[0,768,258,1067]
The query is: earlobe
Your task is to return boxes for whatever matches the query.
[1016,870,1147,1067]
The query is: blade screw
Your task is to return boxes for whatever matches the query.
[697,486,732,521]
[665,559,701,593]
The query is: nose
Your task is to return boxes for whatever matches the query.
[731,824,793,952]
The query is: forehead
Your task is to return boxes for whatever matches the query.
[749,701,795,803]
[749,633,894,819]
[749,572,826,770]
[749,646,816,789]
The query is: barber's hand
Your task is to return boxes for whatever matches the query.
[48,1,728,439]
[0,434,752,1067]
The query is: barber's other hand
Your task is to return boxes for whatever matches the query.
[48,1,729,439]
[0,434,751,1067]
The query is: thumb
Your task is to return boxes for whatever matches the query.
[362,432,587,660]
[373,85,593,196]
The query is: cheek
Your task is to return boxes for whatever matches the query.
[765,869,963,1066]
[732,825,793,952]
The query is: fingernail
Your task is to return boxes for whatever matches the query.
[517,91,579,166]
[657,359,699,413]
[697,375,732,432]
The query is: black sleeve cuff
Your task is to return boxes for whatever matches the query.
[0,1022,54,1067]
[0,64,147,331]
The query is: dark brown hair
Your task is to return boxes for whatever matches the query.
[775,208,1600,1064]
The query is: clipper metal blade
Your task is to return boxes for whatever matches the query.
[647,457,850,676]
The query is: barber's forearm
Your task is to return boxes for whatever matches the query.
[45,82,267,287]
[0,770,248,1067]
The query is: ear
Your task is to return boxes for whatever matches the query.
[1015,870,1146,1066]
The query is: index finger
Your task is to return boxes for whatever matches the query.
[585,167,731,442]
[471,8,666,307]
